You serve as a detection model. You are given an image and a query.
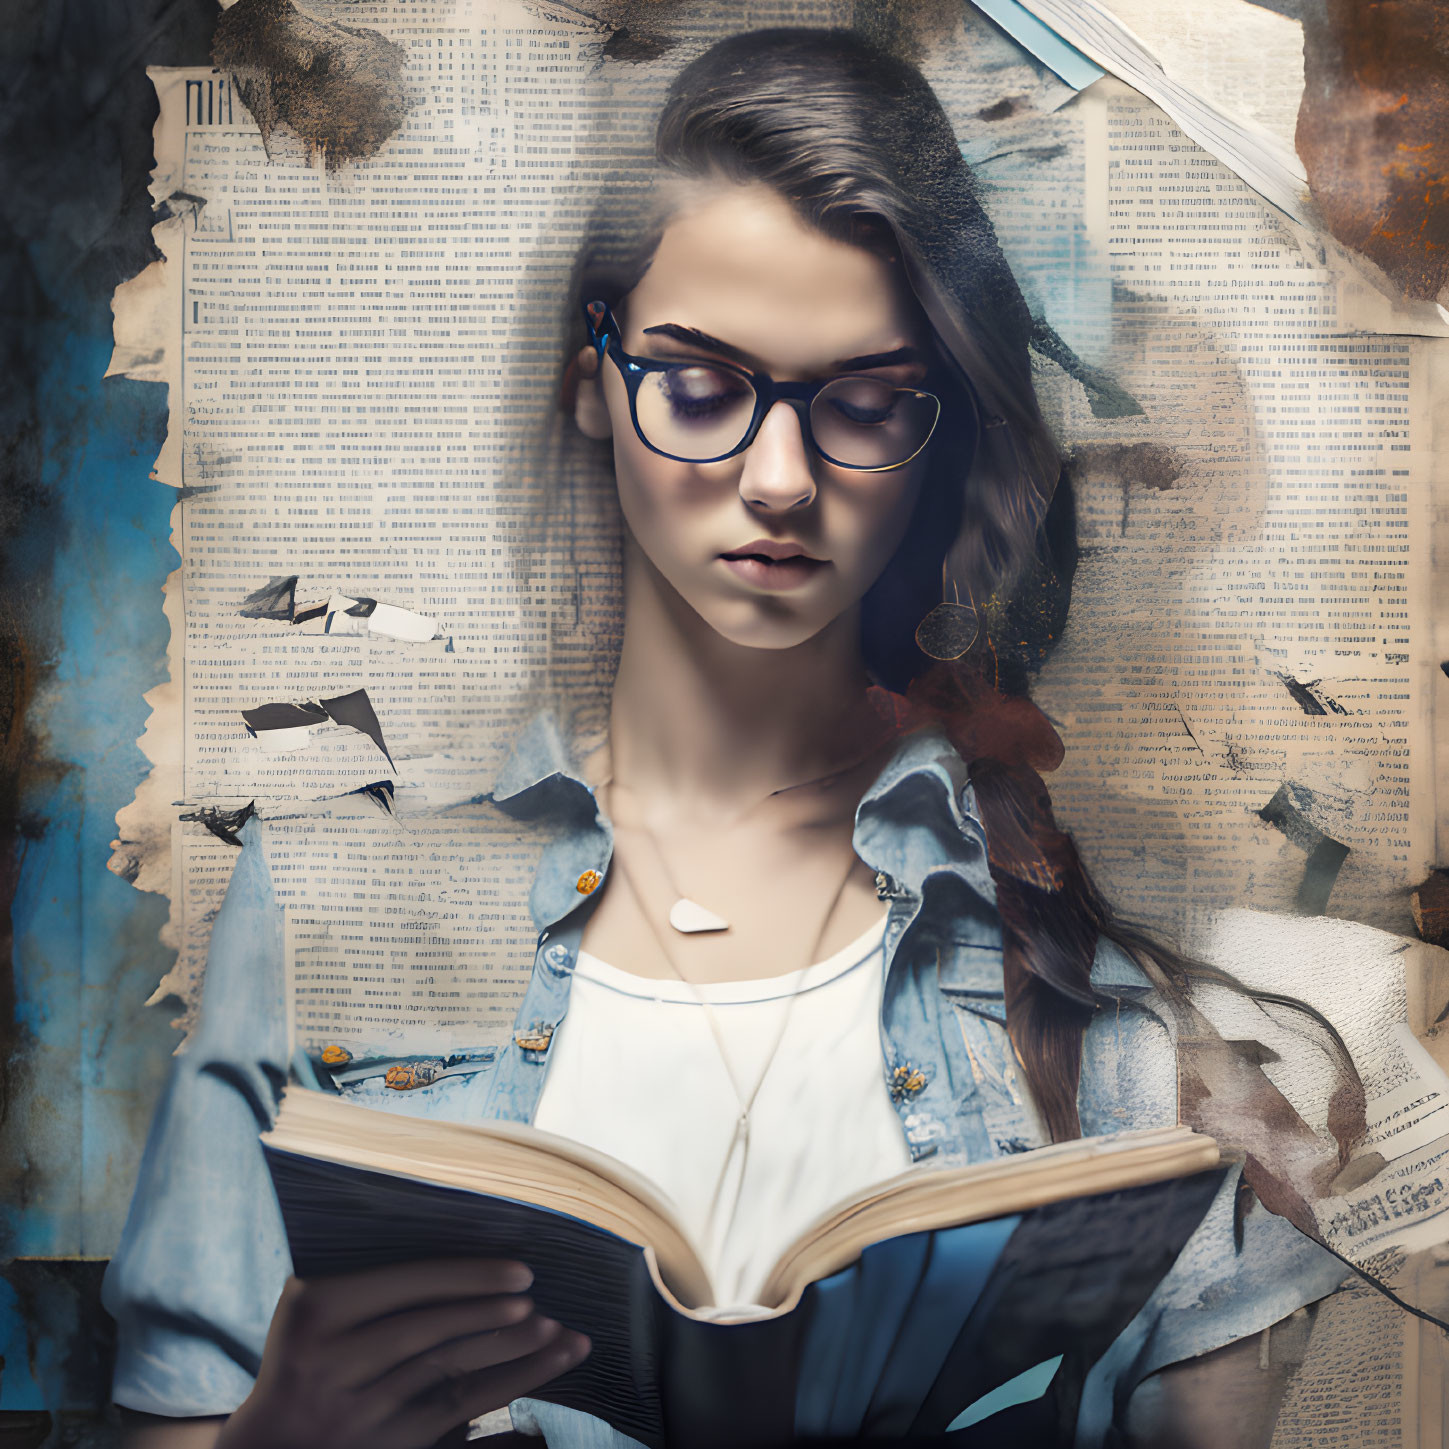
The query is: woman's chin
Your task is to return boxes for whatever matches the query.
[692,597,847,654]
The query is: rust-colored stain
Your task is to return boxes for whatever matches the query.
[213,0,410,171]
[1412,870,1449,947]
[1297,0,1449,301]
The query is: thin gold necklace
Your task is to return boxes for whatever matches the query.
[598,779,868,1264]
[595,737,887,934]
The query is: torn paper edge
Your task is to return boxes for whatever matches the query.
[106,71,209,962]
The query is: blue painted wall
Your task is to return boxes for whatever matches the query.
[0,334,177,1406]
[0,0,215,1417]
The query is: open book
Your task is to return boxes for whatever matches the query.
[263,1091,1224,1447]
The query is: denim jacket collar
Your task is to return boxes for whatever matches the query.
[490,709,612,933]
[491,708,591,810]
[493,702,980,830]
[490,705,995,926]
[487,705,1153,1003]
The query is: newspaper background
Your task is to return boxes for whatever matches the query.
[105,0,1449,1361]
[110,0,1445,1011]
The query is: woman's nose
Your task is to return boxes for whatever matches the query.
[737,402,817,513]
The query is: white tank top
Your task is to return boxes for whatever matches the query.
[532,909,911,1311]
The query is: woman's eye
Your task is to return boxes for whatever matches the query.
[662,366,749,416]
[824,379,899,427]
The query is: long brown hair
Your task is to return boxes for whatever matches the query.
[549,28,1363,1192]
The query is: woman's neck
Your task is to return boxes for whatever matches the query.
[606,546,885,824]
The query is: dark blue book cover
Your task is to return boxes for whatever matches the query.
[265,1143,1226,1448]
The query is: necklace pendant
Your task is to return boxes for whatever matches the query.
[668,897,730,934]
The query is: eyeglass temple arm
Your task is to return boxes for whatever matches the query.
[584,300,614,354]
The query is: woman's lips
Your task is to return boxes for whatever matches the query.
[717,553,827,590]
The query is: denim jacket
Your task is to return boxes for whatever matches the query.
[103,711,1349,1445]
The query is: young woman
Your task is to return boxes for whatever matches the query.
[107,28,1361,1449]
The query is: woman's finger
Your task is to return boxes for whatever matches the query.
[359,1311,569,1420]
[382,1331,592,1448]
[286,1259,534,1339]
[337,1294,536,1389]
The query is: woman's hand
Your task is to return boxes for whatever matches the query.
[215,1258,590,1449]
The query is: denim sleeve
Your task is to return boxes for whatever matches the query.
[101,817,292,1417]
[1074,1159,1351,1446]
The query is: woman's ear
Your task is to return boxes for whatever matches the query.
[571,345,613,441]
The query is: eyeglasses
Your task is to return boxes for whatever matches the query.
[583,300,941,472]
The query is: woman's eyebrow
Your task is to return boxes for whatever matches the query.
[834,346,921,371]
[641,323,755,365]
[640,324,922,373]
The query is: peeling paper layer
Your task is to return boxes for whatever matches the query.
[1011,0,1314,224]
[315,595,439,642]
[244,690,395,769]
[1189,908,1449,1323]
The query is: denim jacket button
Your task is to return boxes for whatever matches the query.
[384,1060,443,1090]
[514,1022,555,1053]
[889,1062,929,1102]
[544,942,572,969]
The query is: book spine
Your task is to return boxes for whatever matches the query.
[659,1306,802,1448]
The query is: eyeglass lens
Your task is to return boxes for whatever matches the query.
[634,363,938,468]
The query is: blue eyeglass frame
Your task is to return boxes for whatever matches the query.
[583,299,942,473]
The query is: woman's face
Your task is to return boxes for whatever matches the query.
[573,182,933,653]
